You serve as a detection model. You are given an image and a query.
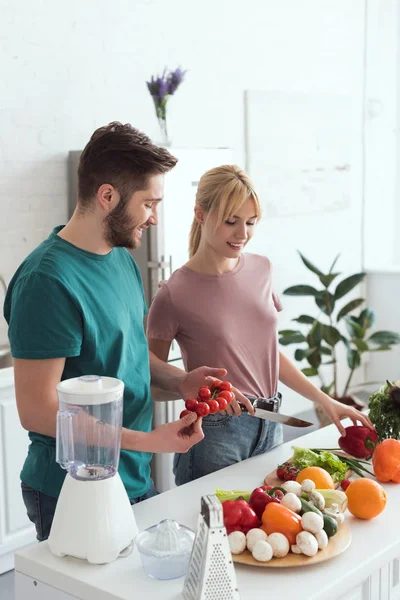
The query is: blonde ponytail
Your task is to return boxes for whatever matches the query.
[189,219,202,258]
[189,165,261,258]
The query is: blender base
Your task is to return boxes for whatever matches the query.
[48,472,138,564]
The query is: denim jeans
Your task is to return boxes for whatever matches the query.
[173,412,283,486]
[21,481,159,542]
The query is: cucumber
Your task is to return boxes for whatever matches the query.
[299,498,323,518]
[323,514,338,538]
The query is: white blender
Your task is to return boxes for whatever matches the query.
[48,375,138,564]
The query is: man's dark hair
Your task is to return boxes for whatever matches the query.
[77,122,178,209]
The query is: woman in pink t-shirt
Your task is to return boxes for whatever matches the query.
[147,165,373,485]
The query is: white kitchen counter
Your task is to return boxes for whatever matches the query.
[14,422,400,600]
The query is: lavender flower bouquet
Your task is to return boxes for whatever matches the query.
[146,67,186,146]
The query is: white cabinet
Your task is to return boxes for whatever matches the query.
[339,556,400,600]
[0,368,36,574]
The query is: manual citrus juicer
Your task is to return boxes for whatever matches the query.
[48,375,138,564]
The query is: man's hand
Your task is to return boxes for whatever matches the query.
[179,366,227,400]
[146,412,204,453]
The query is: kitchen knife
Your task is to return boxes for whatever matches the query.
[240,396,314,428]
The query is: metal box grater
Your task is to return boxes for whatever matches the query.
[182,495,240,600]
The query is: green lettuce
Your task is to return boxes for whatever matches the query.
[292,446,348,483]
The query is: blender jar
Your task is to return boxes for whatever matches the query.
[56,375,124,480]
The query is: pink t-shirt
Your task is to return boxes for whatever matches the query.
[147,253,283,398]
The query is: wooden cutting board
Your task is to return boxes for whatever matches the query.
[232,521,352,568]
[264,455,352,489]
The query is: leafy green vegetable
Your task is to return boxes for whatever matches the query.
[291,446,348,482]
[369,382,400,441]
[215,488,251,503]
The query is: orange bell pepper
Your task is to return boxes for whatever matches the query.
[261,501,303,545]
[372,438,400,483]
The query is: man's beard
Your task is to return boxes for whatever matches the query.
[103,196,139,249]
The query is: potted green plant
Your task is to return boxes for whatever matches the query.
[279,253,400,424]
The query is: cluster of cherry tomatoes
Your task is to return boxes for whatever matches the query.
[180,380,234,418]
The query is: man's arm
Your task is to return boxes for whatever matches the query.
[14,358,204,454]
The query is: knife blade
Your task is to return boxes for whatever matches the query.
[240,396,314,428]
[252,408,313,428]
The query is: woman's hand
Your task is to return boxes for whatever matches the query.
[319,396,374,436]
[224,385,255,416]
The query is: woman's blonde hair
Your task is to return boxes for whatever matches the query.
[189,165,261,258]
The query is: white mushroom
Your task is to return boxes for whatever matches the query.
[281,492,302,513]
[301,479,316,494]
[291,544,303,554]
[251,540,273,562]
[309,491,325,511]
[296,531,319,557]
[228,531,246,554]
[323,507,345,526]
[266,532,290,558]
[315,529,329,550]
[301,512,324,534]
[281,480,302,497]
[246,528,268,552]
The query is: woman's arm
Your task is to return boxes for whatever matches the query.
[148,338,181,401]
[278,351,374,435]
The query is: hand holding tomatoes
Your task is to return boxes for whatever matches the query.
[180,380,234,418]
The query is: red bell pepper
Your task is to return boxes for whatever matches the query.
[338,425,378,459]
[249,485,285,520]
[222,499,260,535]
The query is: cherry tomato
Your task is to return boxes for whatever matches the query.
[217,397,228,411]
[185,398,199,412]
[197,386,211,401]
[219,381,233,392]
[207,399,220,414]
[180,409,193,418]
[217,390,234,404]
[211,379,223,391]
[195,402,210,417]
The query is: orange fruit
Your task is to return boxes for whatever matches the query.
[345,478,387,520]
[296,466,335,489]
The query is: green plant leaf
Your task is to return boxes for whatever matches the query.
[278,329,300,336]
[298,252,324,277]
[302,367,319,377]
[292,315,316,324]
[358,308,375,329]
[322,360,336,365]
[353,339,369,352]
[341,335,351,350]
[319,273,340,288]
[321,382,334,394]
[320,345,332,355]
[279,333,307,345]
[347,348,361,370]
[283,285,318,296]
[329,254,340,274]
[295,347,317,361]
[336,298,365,321]
[369,344,391,352]
[368,331,400,345]
[322,325,341,346]
[307,350,322,368]
[307,320,322,347]
[345,317,365,339]
[334,273,366,300]
[315,291,335,315]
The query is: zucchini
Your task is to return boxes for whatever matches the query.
[299,498,323,518]
[323,514,338,538]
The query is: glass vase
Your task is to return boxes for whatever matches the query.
[157,116,171,147]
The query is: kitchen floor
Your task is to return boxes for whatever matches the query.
[0,570,14,600]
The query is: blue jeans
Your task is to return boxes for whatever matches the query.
[173,412,283,486]
[21,481,158,542]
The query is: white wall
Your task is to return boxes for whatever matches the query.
[0,0,367,351]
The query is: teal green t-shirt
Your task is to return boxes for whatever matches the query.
[3,226,153,499]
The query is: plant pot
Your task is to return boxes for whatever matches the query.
[314,395,366,428]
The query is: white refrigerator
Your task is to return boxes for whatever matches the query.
[68,147,233,491]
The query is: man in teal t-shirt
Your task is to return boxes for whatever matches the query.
[3,122,228,541]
